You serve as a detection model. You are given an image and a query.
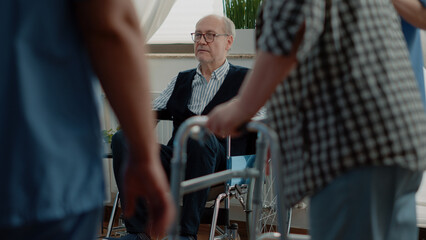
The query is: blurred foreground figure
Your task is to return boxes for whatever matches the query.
[0,0,174,239]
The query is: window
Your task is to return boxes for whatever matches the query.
[147,0,224,44]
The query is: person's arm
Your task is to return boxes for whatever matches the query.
[74,0,174,236]
[206,50,298,136]
[393,0,426,29]
[207,20,305,136]
[152,76,178,111]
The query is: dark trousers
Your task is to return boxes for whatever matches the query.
[111,130,226,237]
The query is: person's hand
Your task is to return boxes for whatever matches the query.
[206,98,252,137]
[122,152,175,237]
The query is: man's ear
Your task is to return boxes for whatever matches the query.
[226,35,234,51]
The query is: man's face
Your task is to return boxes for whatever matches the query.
[194,16,233,66]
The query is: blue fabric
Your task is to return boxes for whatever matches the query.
[0,0,105,227]
[401,18,426,109]
[0,207,103,240]
[227,155,255,185]
[309,166,422,240]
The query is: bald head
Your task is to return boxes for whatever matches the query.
[196,14,236,39]
[193,14,235,73]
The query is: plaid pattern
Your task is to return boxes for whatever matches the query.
[258,0,426,207]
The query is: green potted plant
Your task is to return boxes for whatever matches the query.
[102,126,120,154]
[222,0,263,54]
[222,0,263,29]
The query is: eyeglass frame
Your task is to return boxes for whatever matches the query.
[190,32,230,43]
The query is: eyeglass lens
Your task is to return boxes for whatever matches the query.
[193,33,214,42]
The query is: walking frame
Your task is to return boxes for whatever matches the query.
[168,116,310,240]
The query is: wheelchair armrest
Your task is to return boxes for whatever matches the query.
[155,109,172,121]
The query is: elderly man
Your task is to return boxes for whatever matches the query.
[111,14,256,240]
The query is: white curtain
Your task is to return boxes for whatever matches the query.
[132,0,177,42]
[148,0,224,44]
[100,0,176,133]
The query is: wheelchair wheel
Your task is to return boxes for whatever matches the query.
[245,158,291,239]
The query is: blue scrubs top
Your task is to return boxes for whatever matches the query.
[401,0,426,109]
[0,0,105,226]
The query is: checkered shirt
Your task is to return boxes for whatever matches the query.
[257,0,426,207]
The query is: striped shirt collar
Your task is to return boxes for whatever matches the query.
[195,59,230,82]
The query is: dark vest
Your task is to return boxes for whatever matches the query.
[165,64,255,155]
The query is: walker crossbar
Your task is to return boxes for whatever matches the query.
[181,168,260,195]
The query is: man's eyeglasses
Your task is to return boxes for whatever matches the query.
[191,32,229,43]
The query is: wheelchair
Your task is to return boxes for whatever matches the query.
[103,114,307,240]
[168,116,310,240]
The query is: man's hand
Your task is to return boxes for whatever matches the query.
[123,153,175,237]
[207,98,252,138]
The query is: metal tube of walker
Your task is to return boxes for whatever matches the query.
[169,116,209,240]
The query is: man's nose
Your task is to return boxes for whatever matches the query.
[198,35,208,44]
